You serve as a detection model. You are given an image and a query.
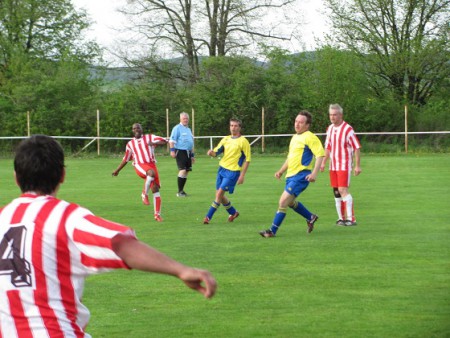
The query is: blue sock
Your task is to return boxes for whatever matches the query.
[223,201,237,215]
[290,200,312,220]
[270,208,287,234]
[206,201,220,220]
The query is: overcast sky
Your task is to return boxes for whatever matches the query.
[72,0,329,65]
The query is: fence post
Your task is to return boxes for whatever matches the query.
[27,111,30,137]
[404,105,408,154]
[192,107,195,139]
[262,107,265,153]
[97,109,100,155]
[166,108,170,151]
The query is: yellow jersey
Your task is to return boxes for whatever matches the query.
[214,135,251,171]
[286,131,324,178]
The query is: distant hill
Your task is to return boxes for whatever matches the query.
[89,52,316,86]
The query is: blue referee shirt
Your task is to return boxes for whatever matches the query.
[170,123,194,150]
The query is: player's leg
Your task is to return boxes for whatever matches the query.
[260,190,295,237]
[286,173,318,233]
[177,169,188,196]
[330,171,345,224]
[148,167,163,221]
[333,188,345,225]
[134,164,152,205]
[221,194,239,222]
[219,172,240,222]
[204,170,225,224]
[338,170,356,225]
[176,150,191,197]
[204,188,225,224]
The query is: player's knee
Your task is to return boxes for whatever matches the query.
[333,188,341,198]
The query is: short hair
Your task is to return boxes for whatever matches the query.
[180,112,189,119]
[298,110,312,125]
[329,103,343,114]
[14,135,65,194]
[230,118,242,127]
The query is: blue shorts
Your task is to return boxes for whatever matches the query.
[285,171,311,197]
[216,167,240,194]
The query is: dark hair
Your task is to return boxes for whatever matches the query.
[298,110,312,125]
[14,135,65,194]
[230,118,242,127]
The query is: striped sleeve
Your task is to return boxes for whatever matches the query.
[123,142,133,162]
[348,130,361,150]
[151,134,167,144]
[66,206,136,272]
[324,125,332,150]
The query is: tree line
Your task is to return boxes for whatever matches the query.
[0,0,448,153]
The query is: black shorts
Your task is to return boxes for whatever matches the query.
[175,149,193,171]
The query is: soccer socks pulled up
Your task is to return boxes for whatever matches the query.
[335,197,344,220]
[342,194,354,221]
[206,201,220,220]
[153,192,161,215]
[290,200,312,220]
[222,201,237,216]
[144,176,154,195]
[177,176,187,192]
[270,208,287,235]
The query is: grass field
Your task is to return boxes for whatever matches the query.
[0,153,449,337]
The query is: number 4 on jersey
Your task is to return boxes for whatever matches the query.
[0,225,32,287]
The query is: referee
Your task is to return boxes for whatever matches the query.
[169,112,195,197]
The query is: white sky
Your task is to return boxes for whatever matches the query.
[72,0,329,65]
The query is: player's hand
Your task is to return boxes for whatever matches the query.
[274,171,282,179]
[207,150,215,157]
[237,175,244,185]
[192,157,196,164]
[306,173,317,182]
[112,171,119,177]
[319,164,325,172]
[354,166,362,176]
[179,268,217,299]
[170,150,176,158]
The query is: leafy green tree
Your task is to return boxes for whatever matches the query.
[324,0,450,106]
[190,56,265,136]
[0,0,102,144]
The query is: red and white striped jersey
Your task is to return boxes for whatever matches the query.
[123,134,166,165]
[324,121,361,171]
[0,194,135,338]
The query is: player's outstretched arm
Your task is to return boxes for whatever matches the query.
[112,160,127,176]
[112,234,217,299]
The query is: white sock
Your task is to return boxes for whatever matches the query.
[144,176,154,195]
[153,192,161,215]
[342,195,353,221]
[335,197,343,220]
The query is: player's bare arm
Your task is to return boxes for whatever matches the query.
[306,156,324,182]
[237,161,250,185]
[112,234,217,299]
[353,148,362,176]
[275,160,289,179]
[112,160,128,176]
[320,149,330,172]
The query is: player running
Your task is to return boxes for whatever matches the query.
[320,103,362,226]
[203,118,251,224]
[259,111,324,237]
[112,123,167,222]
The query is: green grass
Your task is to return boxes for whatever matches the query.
[0,154,449,337]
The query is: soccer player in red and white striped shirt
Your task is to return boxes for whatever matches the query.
[112,123,168,222]
[0,135,216,338]
[320,104,362,226]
